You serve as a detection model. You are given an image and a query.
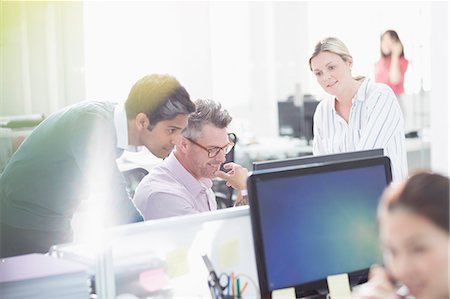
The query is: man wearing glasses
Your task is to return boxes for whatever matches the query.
[133,99,248,220]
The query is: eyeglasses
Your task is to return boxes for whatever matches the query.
[185,135,235,158]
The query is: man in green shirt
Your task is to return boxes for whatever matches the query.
[0,74,195,258]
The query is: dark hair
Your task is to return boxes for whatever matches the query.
[125,74,195,129]
[382,172,449,233]
[380,30,405,58]
[183,99,232,140]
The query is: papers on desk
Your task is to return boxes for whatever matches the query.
[0,253,90,299]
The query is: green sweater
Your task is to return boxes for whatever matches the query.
[0,101,143,232]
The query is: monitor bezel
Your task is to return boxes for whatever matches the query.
[253,148,384,171]
[248,156,392,298]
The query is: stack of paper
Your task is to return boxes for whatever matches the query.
[0,253,90,299]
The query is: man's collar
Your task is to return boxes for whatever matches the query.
[113,103,142,152]
[165,152,213,197]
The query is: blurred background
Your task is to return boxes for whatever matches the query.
[1,1,448,174]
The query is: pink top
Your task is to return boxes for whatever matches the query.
[375,56,408,96]
[132,152,217,220]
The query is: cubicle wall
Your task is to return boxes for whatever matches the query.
[51,206,259,299]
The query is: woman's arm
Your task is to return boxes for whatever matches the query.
[388,42,403,84]
[352,266,401,299]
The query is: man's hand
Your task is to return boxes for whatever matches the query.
[215,163,249,206]
[215,162,248,191]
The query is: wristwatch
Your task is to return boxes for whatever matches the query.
[235,189,248,206]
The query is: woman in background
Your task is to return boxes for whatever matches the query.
[375,30,409,122]
[353,172,449,299]
[309,37,407,182]
[375,30,409,98]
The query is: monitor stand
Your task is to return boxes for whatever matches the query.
[298,294,327,299]
[297,290,327,299]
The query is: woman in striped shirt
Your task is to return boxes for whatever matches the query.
[309,37,408,182]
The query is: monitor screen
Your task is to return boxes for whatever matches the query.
[278,101,302,138]
[253,149,384,171]
[248,157,392,298]
[277,99,319,142]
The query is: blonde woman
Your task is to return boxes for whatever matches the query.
[309,37,407,182]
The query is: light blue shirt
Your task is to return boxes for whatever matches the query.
[132,152,217,220]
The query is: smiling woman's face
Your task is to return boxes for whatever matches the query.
[310,51,353,96]
[379,208,449,299]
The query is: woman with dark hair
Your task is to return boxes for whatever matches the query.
[375,30,409,98]
[353,172,449,299]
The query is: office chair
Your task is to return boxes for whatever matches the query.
[212,133,237,209]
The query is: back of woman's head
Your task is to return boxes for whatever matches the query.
[380,172,449,233]
[309,37,353,71]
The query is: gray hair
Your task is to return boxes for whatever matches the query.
[183,99,232,140]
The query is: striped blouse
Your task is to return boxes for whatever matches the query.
[312,78,408,183]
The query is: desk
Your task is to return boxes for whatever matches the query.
[235,137,313,169]
[405,137,431,171]
[54,206,259,299]
[0,128,33,173]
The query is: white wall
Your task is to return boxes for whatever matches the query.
[1,1,447,173]
[304,1,432,97]
[0,2,85,116]
[430,2,449,175]
[80,1,435,139]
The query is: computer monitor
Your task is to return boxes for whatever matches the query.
[277,97,319,143]
[303,98,319,142]
[278,101,302,138]
[253,149,384,171]
[248,156,392,298]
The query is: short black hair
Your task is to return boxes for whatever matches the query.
[125,74,195,128]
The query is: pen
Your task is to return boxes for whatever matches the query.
[227,274,230,296]
[231,272,235,298]
[236,277,241,299]
[240,281,248,296]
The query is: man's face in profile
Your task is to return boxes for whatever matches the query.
[141,114,188,158]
